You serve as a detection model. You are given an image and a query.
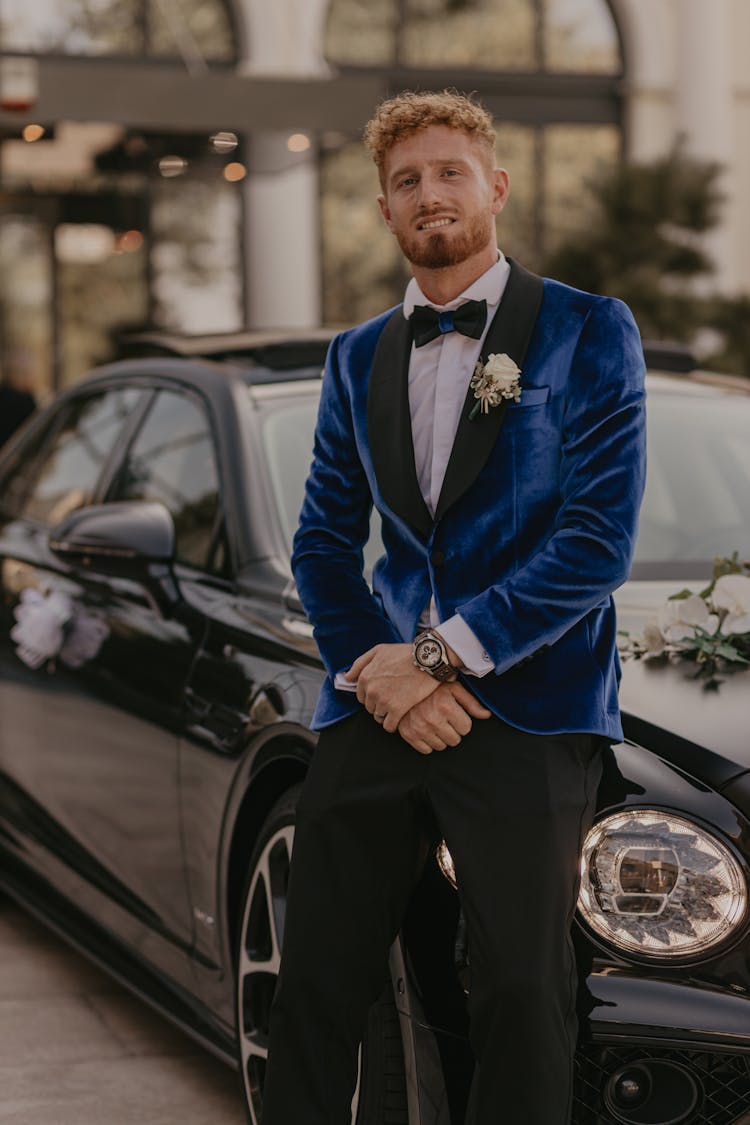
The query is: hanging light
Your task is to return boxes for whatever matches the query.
[210,131,239,154]
[22,124,45,143]
[287,133,311,153]
[223,162,247,182]
[158,155,188,178]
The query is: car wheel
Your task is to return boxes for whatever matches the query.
[235,783,409,1125]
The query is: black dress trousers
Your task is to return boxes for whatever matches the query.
[261,709,603,1125]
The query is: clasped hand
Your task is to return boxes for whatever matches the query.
[345,643,491,754]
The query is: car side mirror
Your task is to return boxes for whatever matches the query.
[49,501,179,611]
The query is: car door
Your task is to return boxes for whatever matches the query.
[0,380,222,987]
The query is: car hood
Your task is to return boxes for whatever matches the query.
[616,580,750,780]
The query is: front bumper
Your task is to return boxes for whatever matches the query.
[575,970,750,1125]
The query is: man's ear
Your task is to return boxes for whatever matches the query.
[378,194,395,233]
[491,169,510,217]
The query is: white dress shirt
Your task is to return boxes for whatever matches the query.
[404,253,511,676]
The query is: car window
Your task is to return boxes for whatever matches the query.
[634,388,750,565]
[258,379,750,575]
[19,388,142,525]
[112,389,224,572]
[259,395,384,572]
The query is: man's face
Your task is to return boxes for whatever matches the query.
[378,124,509,271]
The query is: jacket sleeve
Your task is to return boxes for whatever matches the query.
[456,296,647,675]
[291,332,401,679]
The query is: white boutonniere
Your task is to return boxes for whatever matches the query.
[469,353,522,420]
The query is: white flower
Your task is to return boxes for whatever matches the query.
[60,609,110,668]
[640,621,667,659]
[657,594,719,645]
[10,588,73,669]
[469,352,521,418]
[712,573,750,635]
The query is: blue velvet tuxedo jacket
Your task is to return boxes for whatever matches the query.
[292,260,647,741]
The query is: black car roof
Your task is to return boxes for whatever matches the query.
[113,330,749,397]
[117,329,335,381]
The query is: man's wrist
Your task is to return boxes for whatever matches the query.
[412,630,459,681]
[435,615,495,678]
[433,632,460,668]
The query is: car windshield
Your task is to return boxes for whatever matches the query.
[257,376,750,577]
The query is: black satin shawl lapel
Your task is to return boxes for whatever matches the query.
[367,308,433,540]
[434,259,545,523]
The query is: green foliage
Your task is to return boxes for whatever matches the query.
[702,294,750,375]
[544,146,750,376]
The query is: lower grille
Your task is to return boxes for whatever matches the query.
[574,1045,750,1125]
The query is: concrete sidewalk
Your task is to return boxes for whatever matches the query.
[0,898,244,1125]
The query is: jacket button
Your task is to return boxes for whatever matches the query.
[431,550,445,567]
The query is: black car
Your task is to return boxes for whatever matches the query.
[0,333,749,1125]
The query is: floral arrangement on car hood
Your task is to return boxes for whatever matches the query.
[619,554,750,689]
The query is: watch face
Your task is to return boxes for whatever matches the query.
[416,637,443,669]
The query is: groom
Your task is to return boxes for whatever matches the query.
[262,90,646,1124]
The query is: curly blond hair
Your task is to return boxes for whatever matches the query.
[363,90,496,186]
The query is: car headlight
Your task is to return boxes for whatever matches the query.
[578,809,748,960]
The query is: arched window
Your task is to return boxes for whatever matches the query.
[0,0,236,62]
[325,0,621,73]
[322,0,624,323]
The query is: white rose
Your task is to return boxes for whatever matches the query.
[712,573,750,635]
[10,588,73,669]
[640,621,667,659]
[657,594,719,645]
[483,353,521,396]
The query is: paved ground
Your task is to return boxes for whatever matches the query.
[0,897,245,1125]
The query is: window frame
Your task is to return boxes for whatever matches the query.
[325,0,626,86]
[0,0,239,65]
[104,379,233,580]
[1,383,150,526]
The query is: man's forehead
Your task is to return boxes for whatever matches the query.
[385,128,483,175]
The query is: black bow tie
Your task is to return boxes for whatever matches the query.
[410,298,487,348]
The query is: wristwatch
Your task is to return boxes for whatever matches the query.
[412,630,459,682]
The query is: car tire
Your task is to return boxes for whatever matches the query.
[235,783,409,1125]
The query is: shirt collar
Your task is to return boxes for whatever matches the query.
[403,251,510,319]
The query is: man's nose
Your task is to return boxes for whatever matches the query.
[417,172,442,207]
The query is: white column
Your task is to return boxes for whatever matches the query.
[675,0,735,291]
[244,133,321,328]
[614,0,675,162]
[238,0,330,75]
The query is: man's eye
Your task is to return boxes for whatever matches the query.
[443,169,460,177]
[399,177,417,188]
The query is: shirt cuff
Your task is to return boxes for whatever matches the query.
[435,615,494,677]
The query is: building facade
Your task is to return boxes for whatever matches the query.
[0,0,747,394]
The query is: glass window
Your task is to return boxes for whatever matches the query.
[543,0,620,73]
[402,0,536,70]
[326,0,620,73]
[0,216,53,403]
[0,0,144,55]
[148,0,235,60]
[494,125,538,266]
[543,124,620,254]
[634,387,750,565]
[57,222,149,388]
[21,388,142,524]
[150,178,244,334]
[260,394,383,572]
[0,0,235,60]
[321,141,407,325]
[113,390,223,571]
[324,0,398,65]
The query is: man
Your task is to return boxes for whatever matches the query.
[262,90,646,1124]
